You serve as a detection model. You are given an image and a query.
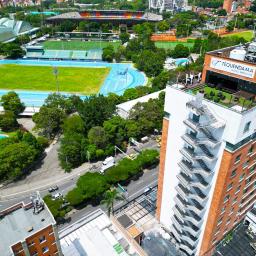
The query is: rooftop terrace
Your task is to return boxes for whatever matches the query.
[170,83,256,113]
[0,201,55,256]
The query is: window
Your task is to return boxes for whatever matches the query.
[227,183,233,191]
[248,145,254,155]
[39,235,46,243]
[239,173,245,182]
[28,241,35,247]
[231,169,237,178]
[42,247,49,254]
[221,206,226,213]
[243,160,250,169]
[249,165,256,174]
[217,217,223,226]
[243,187,248,194]
[226,218,231,225]
[192,114,200,123]
[246,177,252,185]
[235,185,241,194]
[229,207,235,216]
[31,252,38,256]
[243,121,251,133]
[232,197,238,205]
[235,154,241,163]
[224,195,230,203]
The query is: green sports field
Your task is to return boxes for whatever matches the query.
[0,64,110,94]
[221,30,254,41]
[155,41,195,50]
[43,40,121,51]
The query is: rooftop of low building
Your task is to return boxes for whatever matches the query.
[207,42,256,66]
[0,197,55,256]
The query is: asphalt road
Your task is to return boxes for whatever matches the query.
[0,139,159,211]
[58,166,159,231]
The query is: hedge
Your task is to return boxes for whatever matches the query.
[66,149,159,206]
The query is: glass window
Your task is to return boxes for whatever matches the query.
[248,145,254,155]
[243,160,250,169]
[224,195,230,202]
[231,169,237,178]
[39,235,46,243]
[239,173,245,181]
[235,154,241,163]
[227,183,233,191]
[42,247,49,254]
[243,121,251,133]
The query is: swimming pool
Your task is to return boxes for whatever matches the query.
[0,59,147,107]
[175,58,190,66]
[0,134,8,140]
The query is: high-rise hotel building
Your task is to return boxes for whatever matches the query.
[156,43,256,255]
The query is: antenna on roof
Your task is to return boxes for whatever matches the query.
[31,191,44,215]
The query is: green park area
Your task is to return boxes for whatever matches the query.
[0,64,110,94]
[221,30,254,41]
[43,40,121,50]
[155,41,195,50]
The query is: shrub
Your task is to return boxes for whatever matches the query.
[66,188,84,206]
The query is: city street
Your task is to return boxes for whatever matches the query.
[0,138,159,211]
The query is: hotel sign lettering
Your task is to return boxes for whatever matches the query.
[210,57,256,79]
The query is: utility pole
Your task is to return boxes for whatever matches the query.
[53,66,59,93]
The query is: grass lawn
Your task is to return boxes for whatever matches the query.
[193,86,254,109]
[43,40,121,51]
[155,41,194,50]
[221,30,254,41]
[0,64,110,94]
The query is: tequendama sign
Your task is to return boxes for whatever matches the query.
[210,57,256,79]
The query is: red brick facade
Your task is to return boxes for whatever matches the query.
[200,141,256,256]
[156,118,169,221]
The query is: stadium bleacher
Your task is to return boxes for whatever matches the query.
[26,48,102,61]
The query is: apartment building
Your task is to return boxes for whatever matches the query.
[156,44,256,256]
[0,193,62,256]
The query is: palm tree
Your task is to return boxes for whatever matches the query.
[101,188,124,217]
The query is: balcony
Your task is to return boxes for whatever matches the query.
[184,210,203,226]
[176,183,189,200]
[187,199,205,216]
[180,241,197,256]
[181,231,198,246]
[182,132,219,149]
[171,224,182,242]
[177,171,191,187]
[189,187,207,205]
[183,220,200,237]
[179,159,212,177]
[180,147,215,164]
[173,205,185,223]
[174,195,187,211]
[192,173,210,190]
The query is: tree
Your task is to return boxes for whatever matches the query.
[157,20,170,32]
[250,0,256,12]
[217,9,227,16]
[59,133,84,172]
[88,126,108,148]
[169,44,190,58]
[76,172,110,201]
[62,115,85,135]
[101,188,124,216]
[0,111,19,132]
[33,106,66,138]
[119,32,130,44]
[176,24,192,38]
[102,45,115,62]
[152,71,169,90]
[136,49,166,77]
[78,95,116,132]
[1,43,25,58]
[1,91,25,116]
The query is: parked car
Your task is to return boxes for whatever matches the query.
[48,185,59,193]
[52,192,63,200]
[144,187,152,194]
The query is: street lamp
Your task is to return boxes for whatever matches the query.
[53,66,59,93]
